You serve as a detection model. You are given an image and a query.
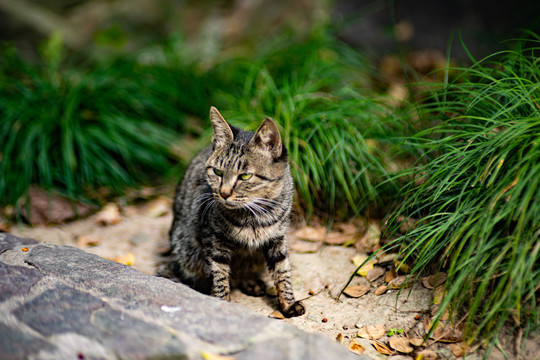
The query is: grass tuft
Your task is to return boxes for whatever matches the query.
[210,35,407,218]
[385,37,540,347]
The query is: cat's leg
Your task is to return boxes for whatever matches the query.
[205,242,234,300]
[264,236,305,317]
[208,260,231,300]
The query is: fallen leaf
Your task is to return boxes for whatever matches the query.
[388,276,414,289]
[289,240,321,253]
[268,310,285,319]
[348,339,366,355]
[357,325,385,340]
[375,285,388,296]
[373,340,394,355]
[145,196,171,218]
[422,272,447,289]
[77,235,101,247]
[343,285,371,298]
[108,252,135,266]
[394,260,412,274]
[352,254,375,276]
[377,252,401,264]
[385,268,397,283]
[409,338,424,347]
[96,203,121,225]
[415,349,437,359]
[388,337,414,354]
[366,266,385,282]
[449,342,469,357]
[293,226,326,242]
[201,353,236,360]
[324,232,353,245]
[432,325,464,343]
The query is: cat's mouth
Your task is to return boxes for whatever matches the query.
[217,197,244,209]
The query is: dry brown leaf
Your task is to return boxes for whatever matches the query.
[373,340,394,355]
[375,285,388,296]
[268,310,284,319]
[289,240,321,253]
[76,235,101,247]
[388,337,414,354]
[108,252,135,266]
[415,349,437,360]
[96,203,121,225]
[432,325,464,343]
[357,325,385,340]
[348,339,366,355]
[409,338,424,347]
[366,266,385,282]
[355,221,381,251]
[385,268,397,283]
[145,196,171,218]
[293,226,326,242]
[449,342,469,357]
[343,285,371,298]
[388,276,414,289]
[422,272,447,289]
[335,332,344,344]
[324,232,353,245]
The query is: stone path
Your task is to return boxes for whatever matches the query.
[0,233,361,360]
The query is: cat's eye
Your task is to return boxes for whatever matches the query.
[213,168,223,177]
[239,173,252,181]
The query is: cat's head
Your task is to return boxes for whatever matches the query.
[205,107,291,211]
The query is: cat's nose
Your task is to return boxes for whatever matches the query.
[220,188,232,199]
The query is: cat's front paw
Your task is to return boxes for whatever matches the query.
[282,301,305,318]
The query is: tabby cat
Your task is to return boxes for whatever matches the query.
[166,107,304,317]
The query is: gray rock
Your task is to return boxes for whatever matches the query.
[0,233,363,360]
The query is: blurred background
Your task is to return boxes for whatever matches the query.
[1,0,539,221]
[2,0,539,60]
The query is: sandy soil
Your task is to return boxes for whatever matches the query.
[9,201,539,360]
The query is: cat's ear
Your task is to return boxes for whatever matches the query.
[249,117,282,159]
[210,107,234,149]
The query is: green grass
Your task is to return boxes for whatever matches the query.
[0,40,210,214]
[210,34,407,218]
[1,32,406,220]
[384,36,540,349]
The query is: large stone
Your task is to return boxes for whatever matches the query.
[0,233,362,359]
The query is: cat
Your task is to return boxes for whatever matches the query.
[164,106,304,317]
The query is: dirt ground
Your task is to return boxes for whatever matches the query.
[9,200,539,360]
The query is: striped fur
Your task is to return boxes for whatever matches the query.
[166,107,304,317]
